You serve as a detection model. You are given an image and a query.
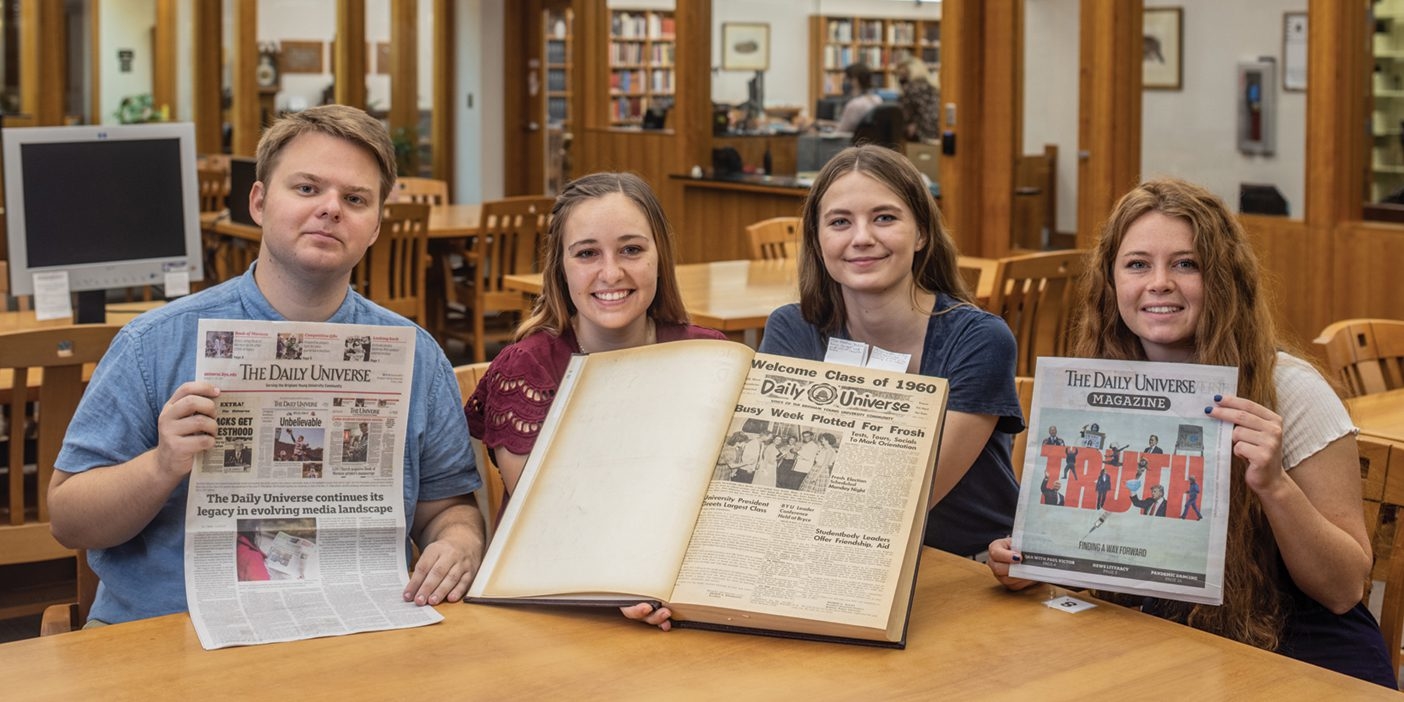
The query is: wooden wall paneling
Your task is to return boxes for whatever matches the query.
[575,0,608,130]
[432,0,454,187]
[20,0,64,125]
[88,0,100,127]
[388,0,418,148]
[192,0,222,153]
[937,0,983,258]
[1306,0,1368,227]
[335,0,367,109]
[677,183,806,263]
[1333,223,1404,325]
[230,0,259,156]
[1076,0,1141,250]
[1240,215,1331,352]
[979,1,1019,259]
[154,0,177,116]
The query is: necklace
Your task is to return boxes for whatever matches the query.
[573,318,656,354]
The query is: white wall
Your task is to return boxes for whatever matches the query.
[1141,0,1306,216]
[1022,0,1079,235]
[98,0,156,125]
[711,0,942,111]
[454,0,503,203]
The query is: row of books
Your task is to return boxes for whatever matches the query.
[612,11,674,40]
[610,42,675,66]
[609,69,673,94]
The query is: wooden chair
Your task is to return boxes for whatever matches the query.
[0,325,120,624]
[39,550,96,635]
[986,250,1087,377]
[353,202,431,325]
[453,363,505,542]
[196,167,230,214]
[745,216,801,260]
[1313,319,1404,398]
[1359,435,1404,680]
[1008,376,1036,484]
[445,196,554,363]
[393,177,449,207]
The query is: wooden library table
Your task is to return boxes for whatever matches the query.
[2,551,1391,700]
[502,258,996,342]
[1349,388,1404,444]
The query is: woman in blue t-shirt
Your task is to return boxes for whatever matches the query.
[758,144,1024,557]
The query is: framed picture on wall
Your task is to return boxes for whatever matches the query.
[1143,7,1183,91]
[280,41,324,74]
[722,23,769,72]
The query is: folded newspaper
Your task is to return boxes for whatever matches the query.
[1009,358,1236,605]
[184,319,441,649]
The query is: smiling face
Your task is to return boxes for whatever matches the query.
[251,131,382,283]
[562,192,659,345]
[1114,212,1203,363]
[817,171,925,301]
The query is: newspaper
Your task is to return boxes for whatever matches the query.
[1010,358,1236,605]
[667,355,946,629]
[184,319,440,650]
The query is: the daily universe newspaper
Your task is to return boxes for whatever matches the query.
[184,319,440,650]
[1009,358,1236,605]
[473,342,944,644]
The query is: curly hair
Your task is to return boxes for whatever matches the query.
[1078,177,1287,650]
[796,144,971,335]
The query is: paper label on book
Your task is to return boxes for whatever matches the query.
[823,337,868,367]
[32,271,73,321]
[864,347,910,373]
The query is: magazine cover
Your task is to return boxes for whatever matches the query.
[1009,357,1237,605]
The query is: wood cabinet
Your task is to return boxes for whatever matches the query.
[609,9,675,126]
[807,15,940,104]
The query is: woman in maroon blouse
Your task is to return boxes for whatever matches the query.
[465,172,724,629]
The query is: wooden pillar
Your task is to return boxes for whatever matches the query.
[153,0,177,117]
[192,0,223,154]
[388,0,418,149]
[20,0,64,125]
[938,0,983,257]
[432,0,455,186]
[1076,0,1142,249]
[1306,0,1368,227]
[230,0,259,156]
[574,0,608,131]
[978,0,1020,258]
[674,0,712,180]
[335,0,367,109]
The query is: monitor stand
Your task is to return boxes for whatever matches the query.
[75,290,107,324]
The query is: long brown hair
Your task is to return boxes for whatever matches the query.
[1079,177,1285,650]
[797,145,970,334]
[516,172,689,340]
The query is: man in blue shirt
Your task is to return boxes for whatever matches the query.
[50,105,484,625]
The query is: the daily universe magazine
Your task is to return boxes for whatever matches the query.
[1010,357,1237,605]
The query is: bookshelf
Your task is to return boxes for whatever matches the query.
[1374,0,1404,201]
[545,6,573,193]
[808,15,940,103]
[609,8,675,126]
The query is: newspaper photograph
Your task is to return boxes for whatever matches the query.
[184,319,439,650]
[1009,357,1236,605]
[669,357,947,627]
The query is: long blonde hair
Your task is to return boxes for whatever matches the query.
[1079,178,1286,650]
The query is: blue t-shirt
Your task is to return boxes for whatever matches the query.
[759,297,1024,556]
[56,267,480,625]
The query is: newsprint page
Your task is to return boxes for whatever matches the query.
[1010,358,1236,605]
[184,319,441,650]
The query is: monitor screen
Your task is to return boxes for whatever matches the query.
[2,122,204,296]
[816,96,849,122]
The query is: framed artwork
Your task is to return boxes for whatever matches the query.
[1282,12,1307,92]
[280,40,324,74]
[1143,7,1183,91]
[722,22,769,72]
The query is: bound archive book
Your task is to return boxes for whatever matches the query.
[466,339,949,647]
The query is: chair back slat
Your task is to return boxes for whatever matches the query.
[986,250,1086,377]
[1314,319,1404,398]
[394,177,449,207]
[1359,436,1404,683]
[356,202,431,325]
[448,195,553,362]
[745,217,801,260]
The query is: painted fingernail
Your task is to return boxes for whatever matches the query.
[1011,554,1022,562]
[1213,394,1222,402]
[1204,406,1212,414]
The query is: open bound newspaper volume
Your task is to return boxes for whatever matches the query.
[1009,357,1237,605]
[466,339,949,648]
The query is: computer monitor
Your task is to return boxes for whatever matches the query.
[2,122,204,320]
[816,96,849,122]
[227,156,259,226]
[1238,183,1288,216]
